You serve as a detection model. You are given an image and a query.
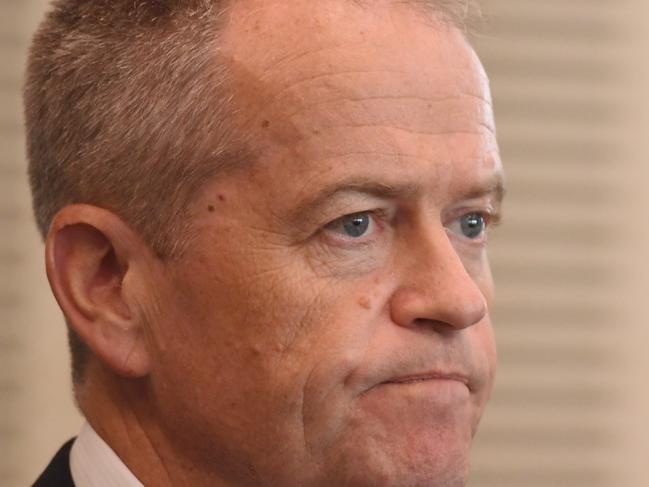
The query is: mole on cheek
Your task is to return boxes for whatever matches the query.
[358,296,372,310]
[207,205,215,212]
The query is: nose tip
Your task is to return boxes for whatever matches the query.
[440,284,488,330]
[389,239,490,331]
[390,278,488,331]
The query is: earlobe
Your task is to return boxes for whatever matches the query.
[45,205,152,378]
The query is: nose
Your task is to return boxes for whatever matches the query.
[390,229,488,331]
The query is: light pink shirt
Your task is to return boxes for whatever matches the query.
[70,422,144,487]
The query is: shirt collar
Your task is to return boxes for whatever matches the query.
[70,422,144,487]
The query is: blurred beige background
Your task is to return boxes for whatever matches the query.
[2,1,649,486]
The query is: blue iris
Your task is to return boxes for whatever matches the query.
[341,213,370,237]
[460,213,485,239]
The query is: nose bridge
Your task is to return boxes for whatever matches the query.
[390,227,488,330]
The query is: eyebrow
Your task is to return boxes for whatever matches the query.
[461,173,506,205]
[291,171,506,220]
[288,179,418,221]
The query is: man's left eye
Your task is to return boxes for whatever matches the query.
[448,213,486,240]
[326,212,373,238]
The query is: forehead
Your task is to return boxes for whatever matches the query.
[217,0,499,197]
[221,0,488,96]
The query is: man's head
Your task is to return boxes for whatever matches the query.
[25,1,503,486]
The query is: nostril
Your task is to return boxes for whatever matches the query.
[411,318,465,335]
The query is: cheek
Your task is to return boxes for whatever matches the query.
[298,283,397,447]
[150,233,393,458]
[475,264,497,381]
[470,320,497,406]
[143,265,349,473]
[305,242,392,279]
[479,321,497,375]
[470,252,495,303]
[160,248,376,400]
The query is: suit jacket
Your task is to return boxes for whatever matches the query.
[32,439,76,487]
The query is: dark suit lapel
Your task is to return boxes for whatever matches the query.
[32,439,76,487]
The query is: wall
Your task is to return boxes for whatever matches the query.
[1,2,82,486]
[469,1,649,485]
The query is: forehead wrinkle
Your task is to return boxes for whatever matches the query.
[266,86,495,150]
[288,148,500,197]
[248,65,493,146]
[258,44,369,81]
[291,127,498,172]
[285,99,495,145]
[268,69,403,106]
[279,88,493,127]
[292,150,440,164]
[284,94,492,121]
[307,123,495,138]
[265,67,489,111]
[297,149,500,177]
[241,74,488,143]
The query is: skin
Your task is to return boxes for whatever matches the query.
[46,1,504,486]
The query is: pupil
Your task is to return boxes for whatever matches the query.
[343,214,370,237]
[461,214,484,239]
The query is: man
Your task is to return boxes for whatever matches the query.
[25,0,504,486]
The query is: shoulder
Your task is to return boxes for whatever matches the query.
[32,439,76,487]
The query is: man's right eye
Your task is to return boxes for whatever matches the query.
[325,212,374,239]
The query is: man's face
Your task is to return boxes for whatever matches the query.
[142,2,502,486]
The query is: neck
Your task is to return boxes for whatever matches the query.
[76,363,231,487]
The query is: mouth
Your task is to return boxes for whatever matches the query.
[356,371,473,405]
[383,372,470,389]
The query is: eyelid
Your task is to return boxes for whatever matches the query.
[320,208,392,246]
[444,202,500,225]
[324,212,372,235]
[482,206,503,229]
[444,207,501,244]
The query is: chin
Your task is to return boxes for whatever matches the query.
[323,451,470,487]
[319,421,472,487]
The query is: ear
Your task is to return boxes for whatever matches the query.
[45,204,154,378]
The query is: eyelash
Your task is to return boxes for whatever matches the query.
[321,209,391,246]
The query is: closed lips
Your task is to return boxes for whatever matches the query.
[385,372,469,385]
